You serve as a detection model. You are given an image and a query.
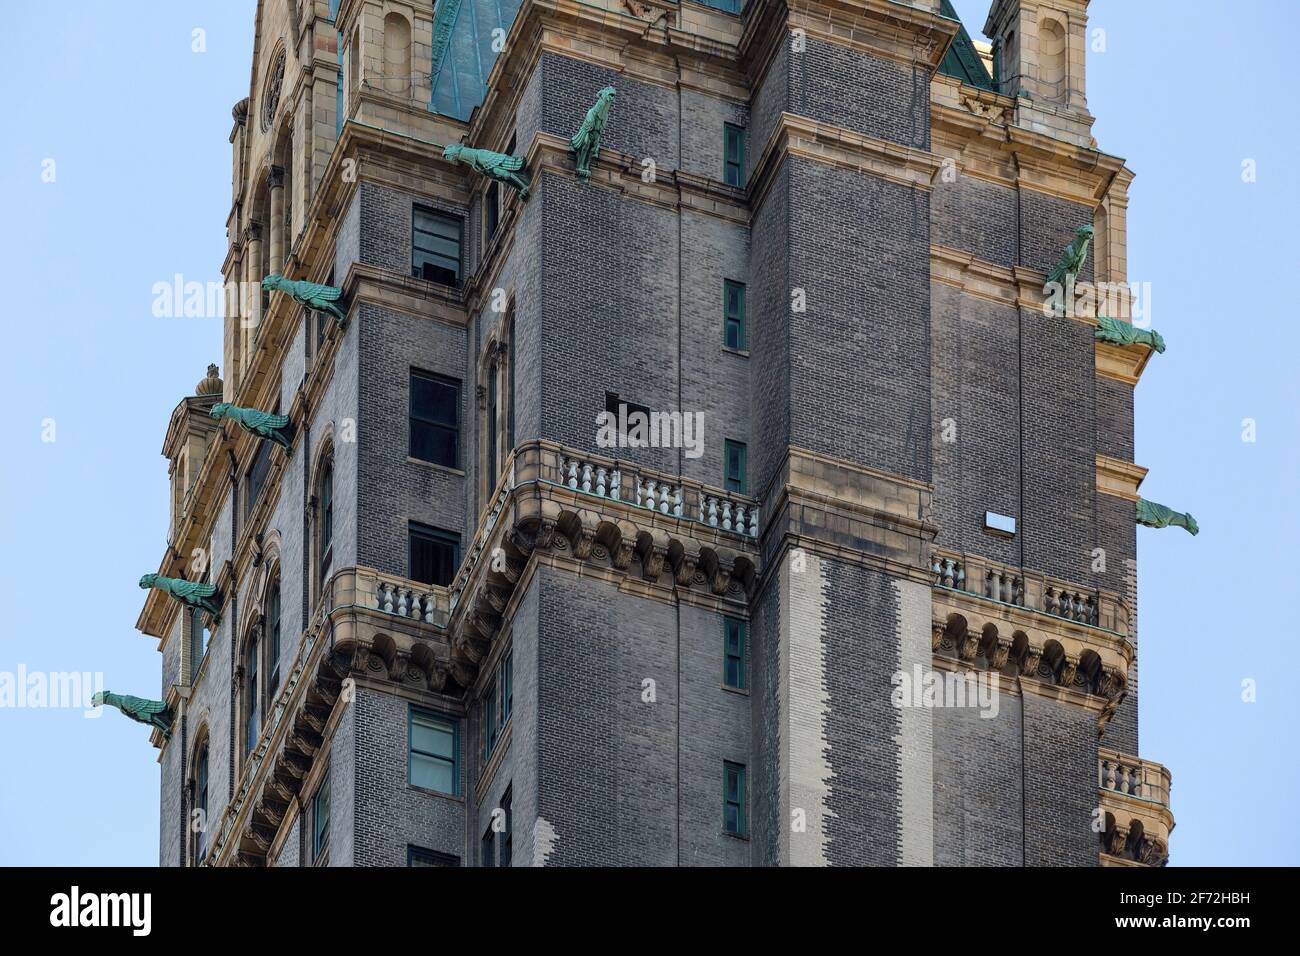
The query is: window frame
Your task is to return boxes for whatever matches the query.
[408,522,461,588]
[408,706,459,797]
[724,123,746,187]
[266,580,281,703]
[409,369,461,469]
[244,628,260,758]
[407,845,460,867]
[412,205,463,286]
[724,439,748,494]
[723,761,747,836]
[724,617,747,690]
[724,279,747,351]
[312,768,331,864]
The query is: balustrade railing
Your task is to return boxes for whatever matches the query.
[931,549,1124,633]
[555,450,759,538]
[1098,750,1172,808]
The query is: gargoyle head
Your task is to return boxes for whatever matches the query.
[91,691,108,707]
[261,274,288,293]
[139,574,158,590]
[210,402,231,421]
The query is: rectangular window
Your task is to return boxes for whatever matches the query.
[266,584,281,702]
[408,846,460,867]
[412,206,462,285]
[724,280,746,350]
[189,606,210,680]
[244,439,274,521]
[410,370,460,468]
[485,181,500,244]
[482,683,497,761]
[724,440,747,494]
[312,769,330,863]
[500,649,513,725]
[724,762,747,836]
[409,523,460,587]
[481,828,495,868]
[245,637,259,757]
[604,392,653,444]
[724,123,745,187]
[410,707,457,795]
[724,617,747,690]
[702,0,742,13]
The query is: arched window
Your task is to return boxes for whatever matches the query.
[193,740,210,863]
[245,626,260,757]
[266,579,281,702]
[317,456,335,595]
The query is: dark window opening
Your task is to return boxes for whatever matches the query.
[410,369,460,468]
[409,523,460,588]
[724,123,746,187]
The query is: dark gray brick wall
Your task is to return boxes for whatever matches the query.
[789,36,930,150]
[933,693,1025,866]
[931,175,1017,266]
[930,282,1022,567]
[1020,309,1096,583]
[786,156,932,484]
[1021,693,1099,866]
[823,560,903,865]
[1097,377,1135,461]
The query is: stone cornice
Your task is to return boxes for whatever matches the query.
[748,112,944,216]
[740,0,957,75]
[931,587,1133,727]
[932,98,1127,207]
[1096,454,1148,502]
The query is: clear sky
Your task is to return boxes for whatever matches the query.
[0,1,1295,866]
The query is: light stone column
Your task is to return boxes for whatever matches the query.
[242,222,263,380]
[267,167,285,277]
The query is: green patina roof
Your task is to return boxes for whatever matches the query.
[938,0,995,91]
[429,0,524,122]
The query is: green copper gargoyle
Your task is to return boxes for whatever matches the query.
[93,691,173,737]
[139,573,222,617]
[1096,315,1166,353]
[443,143,530,199]
[1044,224,1094,294]
[210,402,294,451]
[1136,498,1199,535]
[262,275,347,327]
[570,86,616,181]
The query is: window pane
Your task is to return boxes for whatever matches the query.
[412,717,454,758]
[411,753,454,793]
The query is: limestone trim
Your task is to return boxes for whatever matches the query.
[1096,454,1148,502]
[930,587,1132,718]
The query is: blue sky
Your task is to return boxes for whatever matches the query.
[0,1,1295,866]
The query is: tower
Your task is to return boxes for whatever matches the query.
[126,0,1178,867]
